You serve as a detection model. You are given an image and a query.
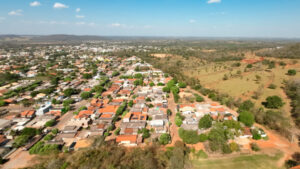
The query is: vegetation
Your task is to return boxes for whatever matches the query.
[263,96,284,109]
[285,80,300,128]
[29,137,190,169]
[159,133,171,145]
[287,69,297,76]
[238,111,254,127]
[198,115,213,129]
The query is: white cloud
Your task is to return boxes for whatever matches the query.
[0,17,5,23]
[39,20,68,25]
[76,15,85,19]
[30,1,41,7]
[76,22,85,25]
[53,2,69,9]
[88,22,96,26]
[76,8,80,12]
[189,19,196,23]
[111,23,122,27]
[8,10,23,16]
[207,0,221,4]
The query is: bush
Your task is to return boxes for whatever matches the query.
[268,84,277,89]
[199,134,208,142]
[45,119,56,127]
[80,91,92,100]
[194,150,208,159]
[178,82,187,88]
[178,128,200,144]
[238,111,255,127]
[263,96,284,109]
[287,69,297,76]
[114,128,120,135]
[159,133,171,145]
[175,116,183,127]
[195,95,204,102]
[246,64,253,68]
[222,144,232,154]
[252,129,261,140]
[198,115,213,129]
[250,143,260,151]
[229,142,240,152]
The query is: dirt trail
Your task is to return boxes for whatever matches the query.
[166,93,181,146]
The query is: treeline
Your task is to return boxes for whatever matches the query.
[257,43,300,59]
[284,79,300,128]
[25,137,190,169]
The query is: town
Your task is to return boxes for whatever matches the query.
[0,43,282,169]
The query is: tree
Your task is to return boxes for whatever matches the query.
[178,128,200,144]
[247,64,253,68]
[163,87,170,93]
[80,92,92,100]
[199,134,208,142]
[264,96,284,109]
[238,111,254,127]
[112,71,120,77]
[45,119,56,127]
[287,69,297,76]
[0,100,7,107]
[63,88,79,97]
[238,100,254,112]
[178,82,187,88]
[195,95,204,102]
[128,100,134,107]
[82,73,93,79]
[175,116,183,127]
[159,133,171,145]
[198,115,213,129]
[149,82,155,87]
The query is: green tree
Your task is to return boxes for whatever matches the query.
[238,111,255,127]
[159,133,171,145]
[80,92,92,100]
[264,96,284,109]
[198,115,213,129]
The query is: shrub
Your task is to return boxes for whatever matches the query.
[263,96,284,109]
[45,119,56,127]
[199,134,208,142]
[250,143,260,151]
[178,128,200,144]
[246,64,253,68]
[194,150,208,159]
[175,116,183,127]
[178,82,187,88]
[195,95,204,102]
[80,91,92,100]
[229,142,240,152]
[159,133,171,145]
[268,84,277,89]
[252,129,261,140]
[287,69,297,76]
[114,128,120,135]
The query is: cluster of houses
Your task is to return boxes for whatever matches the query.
[0,54,171,159]
[178,103,237,131]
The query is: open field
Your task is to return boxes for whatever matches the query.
[192,152,283,169]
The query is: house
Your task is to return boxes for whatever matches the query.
[90,123,107,136]
[98,105,119,114]
[20,110,36,119]
[120,127,138,135]
[26,115,56,128]
[0,119,12,132]
[116,135,138,146]
[36,102,52,116]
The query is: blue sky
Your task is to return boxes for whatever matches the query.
[0,0,300,37]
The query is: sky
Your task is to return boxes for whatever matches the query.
[0,0,300,38]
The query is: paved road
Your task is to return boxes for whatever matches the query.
[55,100,89,130]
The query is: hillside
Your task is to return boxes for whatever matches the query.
[257,43,300,59]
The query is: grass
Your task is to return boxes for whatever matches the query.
[192,152,284,169]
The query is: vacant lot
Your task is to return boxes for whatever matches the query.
[192,152,283,169]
